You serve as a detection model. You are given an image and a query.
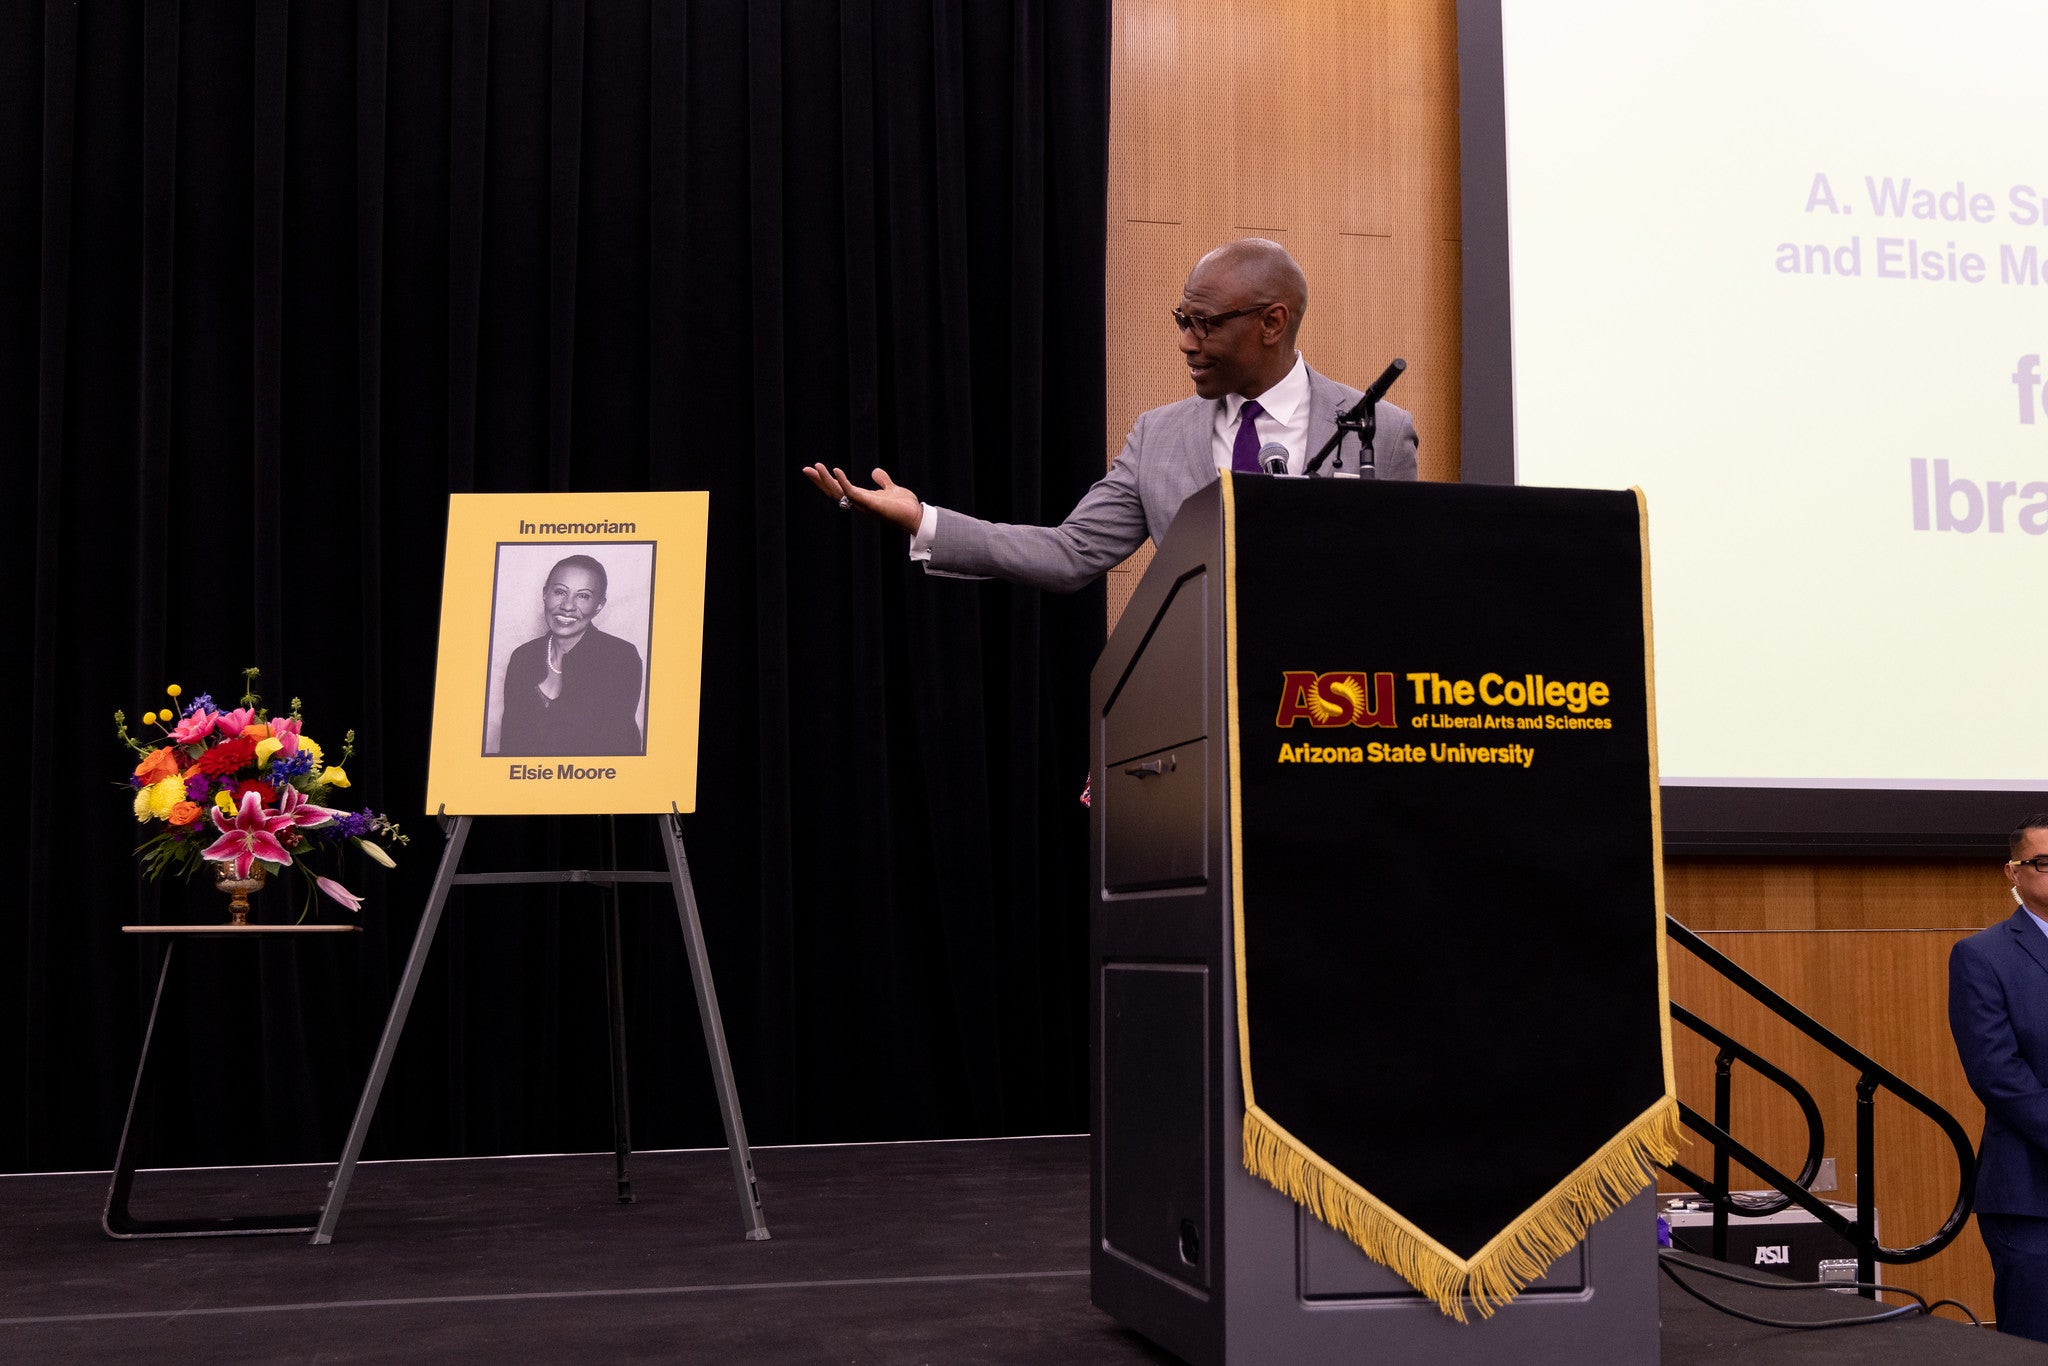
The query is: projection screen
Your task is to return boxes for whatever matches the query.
[1459,0,2048,852]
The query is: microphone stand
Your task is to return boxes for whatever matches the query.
[1305,358,1405,479]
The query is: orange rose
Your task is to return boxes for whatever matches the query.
[167,801,202,826]
[133,747,181,784]
[242,722,272,743]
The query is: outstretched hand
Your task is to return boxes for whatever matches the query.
[802,463,924,535]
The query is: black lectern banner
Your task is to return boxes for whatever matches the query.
[1222,474,1678,1321]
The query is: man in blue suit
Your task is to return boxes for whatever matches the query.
[1949,812,2048,1342]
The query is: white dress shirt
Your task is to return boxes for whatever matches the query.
[910,352,1311,558]
[1212,352,1310,475]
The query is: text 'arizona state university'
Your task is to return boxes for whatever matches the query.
[1274,671,1398,729]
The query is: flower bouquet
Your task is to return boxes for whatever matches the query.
[115,669,406,923]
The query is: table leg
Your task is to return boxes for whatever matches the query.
[101,942,174,1236]
[103,939,319,1238]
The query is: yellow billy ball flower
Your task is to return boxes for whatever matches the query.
[141,711,157,726]
[166,684,182,697]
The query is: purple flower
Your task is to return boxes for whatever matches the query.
[185,775,211,801]
[181,693,215,718]
[329,810,375,840]
[267,752,314,784]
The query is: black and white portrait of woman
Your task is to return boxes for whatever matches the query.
[483,544,653,757]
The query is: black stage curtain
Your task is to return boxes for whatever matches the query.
[3,0,1108,1171]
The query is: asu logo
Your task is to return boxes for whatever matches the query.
[1275,671,1397,729]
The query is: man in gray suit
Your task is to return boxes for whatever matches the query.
[803,238,1419,592]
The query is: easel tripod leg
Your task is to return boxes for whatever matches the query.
[312,814,473,1244]
[602,814,634,1204]
[660,814,769,1240]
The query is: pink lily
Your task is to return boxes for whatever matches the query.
[213,707,256,737]
[169,708,219,744]
[277,786,342,830]
[201,790,295,879]
[314,876,364,911]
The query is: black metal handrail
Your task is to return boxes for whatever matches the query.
[1663,917,1978,1295]
[1665,1003,1827,1220]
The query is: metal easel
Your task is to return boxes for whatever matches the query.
[311,803,768,1244]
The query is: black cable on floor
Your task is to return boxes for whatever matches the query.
[1923,1298,1981,1323]
[1656,1250,1983,1331]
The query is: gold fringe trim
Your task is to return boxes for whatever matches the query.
[1243,1095,1682,1323]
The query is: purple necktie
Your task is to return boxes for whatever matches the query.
[1229,399,1267,475]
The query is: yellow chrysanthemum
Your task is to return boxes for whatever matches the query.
[298,737,324,770]
[322,765,350,789]
[133,786,155,823]
[146,776,185,819]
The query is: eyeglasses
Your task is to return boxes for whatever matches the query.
[2010,856,2048,874]
[1171,302,1276,340]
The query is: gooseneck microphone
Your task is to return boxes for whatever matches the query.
[1258,442,1290,475]
[1351,357,1407,414]
[1305,357,1407,478]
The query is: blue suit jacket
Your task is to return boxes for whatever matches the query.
[1949,908,2048,1216]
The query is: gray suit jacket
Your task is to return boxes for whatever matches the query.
[926,364,1418,592]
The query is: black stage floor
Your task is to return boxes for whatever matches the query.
[1,1136,2040,1364]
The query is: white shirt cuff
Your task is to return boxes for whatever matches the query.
[909,503,989,578]
[908,502,939,561]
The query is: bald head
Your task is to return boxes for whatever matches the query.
[1190,239,1308,344]
[1176,239,1310,400]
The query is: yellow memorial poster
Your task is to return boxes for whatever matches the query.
[424,492,708,815]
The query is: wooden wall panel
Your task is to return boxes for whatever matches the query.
[1333,234,1401,415]
[1107,0,1182,228]
[1337,1,1394,237]
[1226,4,1295,234]
[1666,859,2012,933]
